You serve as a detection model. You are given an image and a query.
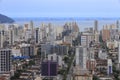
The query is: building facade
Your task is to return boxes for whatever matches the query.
[75,46,88,69]
[0,49,11,73]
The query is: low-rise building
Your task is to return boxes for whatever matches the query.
[73,66,93,80]
[48,53,63,67]
[107,40,118,49]
[20,43,34,56]
[98,50,107,60]
[12,48,21,57]
[96,59,107,75]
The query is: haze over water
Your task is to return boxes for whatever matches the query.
[14,17,119,31]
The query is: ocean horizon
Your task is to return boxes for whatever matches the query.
[13,17,120,21]
[13,17,120,31]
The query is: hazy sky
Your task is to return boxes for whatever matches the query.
[0,0,120,18]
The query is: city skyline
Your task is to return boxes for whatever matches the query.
[0,0,120,18]
[0,0,120,80]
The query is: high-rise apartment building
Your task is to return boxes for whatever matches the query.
[48,53,62,67]
[94,20,98,33]
[35,28,40,44]
[0,31,4,48]
[30,21,34,39]
[94,32,99,42]
[8,24,20,45]
[9,29,14,45]
[116,20,119,29]
[80,32,94,47]
[20,43,34,56]
[55,26,63,40]
[118,42,120,64]
[75,46,88,69]
[0,49,11,73]
[93,20,100,42]
[102,25,110,41]
[0,24,6,48]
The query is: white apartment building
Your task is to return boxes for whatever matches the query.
[75,46,88,69]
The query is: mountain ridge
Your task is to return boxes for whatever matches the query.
[0,14,14,23]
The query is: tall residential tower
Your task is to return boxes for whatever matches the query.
[94,20,98,33]
[0,49,11,74]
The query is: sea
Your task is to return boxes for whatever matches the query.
[13,17,120,31]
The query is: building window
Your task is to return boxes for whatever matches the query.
[51,56,53,61]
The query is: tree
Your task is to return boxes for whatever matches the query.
[10,70,22,80]
[93,75,99,80]
[63,56,69,63]
[29,60,35,66]
[58,69,66,75]
[37,47,41,56]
